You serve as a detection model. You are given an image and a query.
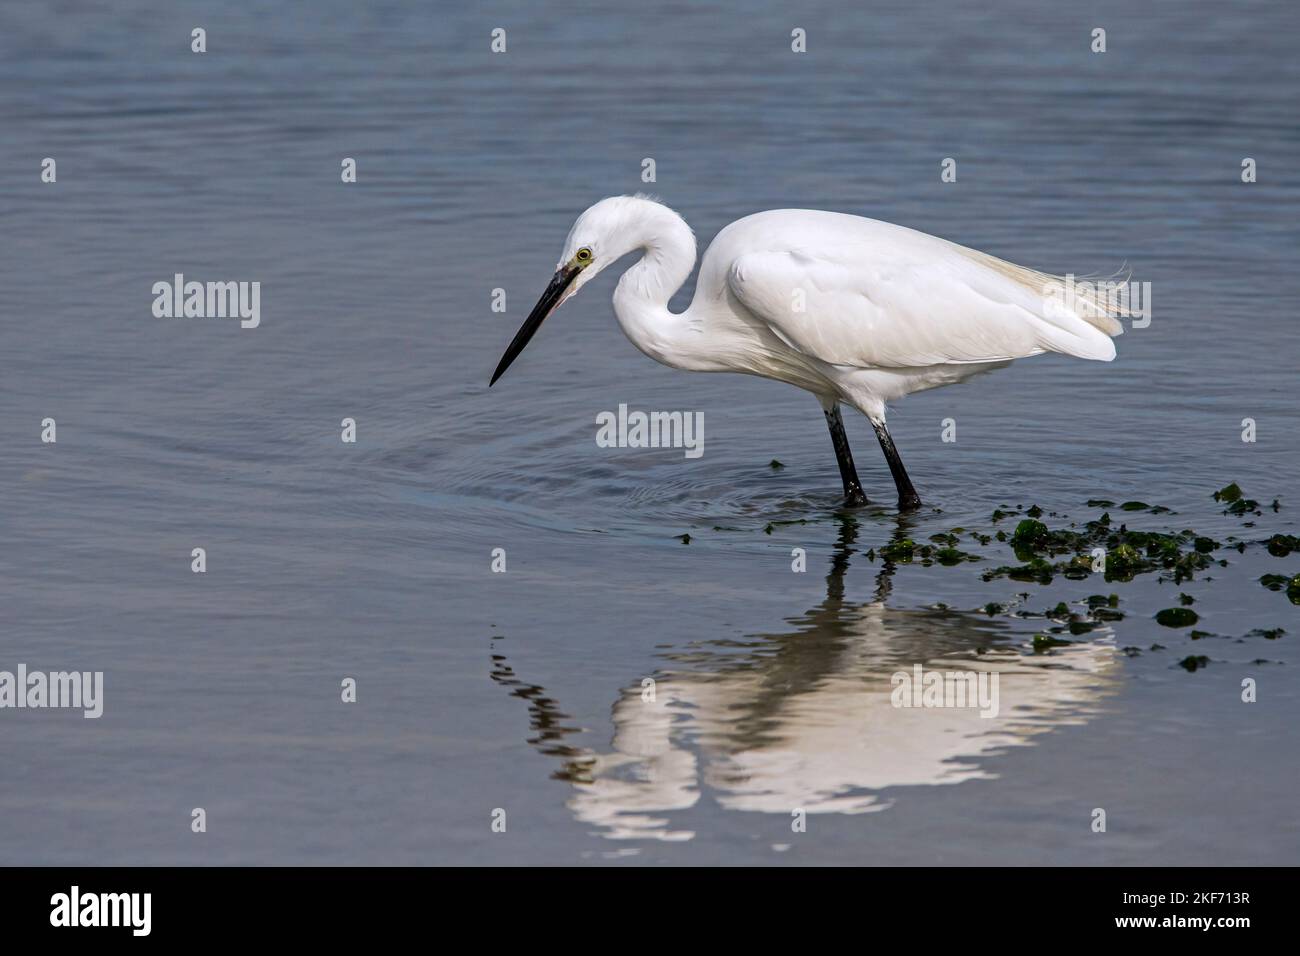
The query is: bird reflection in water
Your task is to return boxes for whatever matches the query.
[491,515,1118,841]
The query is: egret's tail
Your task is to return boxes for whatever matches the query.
[952,246,1130,336]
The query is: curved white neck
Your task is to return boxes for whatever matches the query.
[610,208,702,369]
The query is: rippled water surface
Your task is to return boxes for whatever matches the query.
[2,1,1298,864]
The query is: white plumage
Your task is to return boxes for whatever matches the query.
[491,195,1125,509]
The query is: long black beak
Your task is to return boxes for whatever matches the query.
[490,263,581,386]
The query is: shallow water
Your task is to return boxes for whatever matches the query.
[1,1,1298,864]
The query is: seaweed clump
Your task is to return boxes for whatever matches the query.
[870,537,981,567]
[981,516,1220,586]
[1260,573,1300,604]
[1155,607,1199,628]
[1213,482,1261,517]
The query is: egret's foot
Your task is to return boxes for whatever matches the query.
[897,492,923,512]
[843,485,869,508]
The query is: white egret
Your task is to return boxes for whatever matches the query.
[490,195,1125,510]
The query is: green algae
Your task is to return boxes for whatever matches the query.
[934,547,976,566]
[1214,483,1243,503]
[872,537,979,567]
[1260,573,1300,603]
[1214,482,1262,517]
[1266,534,1300,557]
[1032,634,1072,652]
[1009,518,1050,551]
[769,485,1292,656]
[982,557,1054,584]
[983,517,1217,585]
[1155,608,1199,628]
[879,538,918,562]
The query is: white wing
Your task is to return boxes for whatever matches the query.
[723,213,1119,369]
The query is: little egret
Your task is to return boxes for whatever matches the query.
[490,196,1125,510]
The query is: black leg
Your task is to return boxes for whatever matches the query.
[823,405,868,507]
[871,420,923,511]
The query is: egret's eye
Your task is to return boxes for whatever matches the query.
[575,247,593,264]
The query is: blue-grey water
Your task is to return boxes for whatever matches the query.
[2,0,1297,864]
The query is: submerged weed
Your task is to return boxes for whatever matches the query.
[1155,607,1199,628]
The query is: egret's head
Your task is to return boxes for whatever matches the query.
[556,196,654,291]
[489,196,673,386]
